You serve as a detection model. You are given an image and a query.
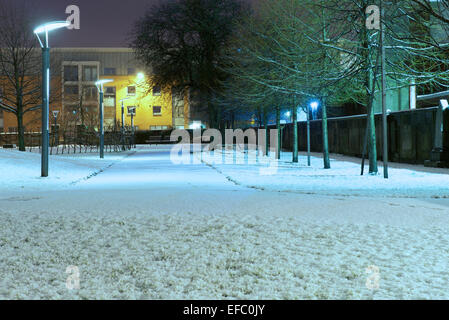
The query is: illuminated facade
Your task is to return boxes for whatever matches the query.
[0,48,191,133]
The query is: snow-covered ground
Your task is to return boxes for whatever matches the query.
[0,148,135,191]
[199,148,449,198]
[1,145,449,299]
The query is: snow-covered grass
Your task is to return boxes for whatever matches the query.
[198,148,449,198]
[1,145,449,300]
[0,148,134,191]
[2,210,449,299]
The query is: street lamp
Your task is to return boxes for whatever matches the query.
[52,110,60,146]
[95,79,113,159]
[129,107,136,148]
[119,97,131,151]
[34,21,69,177]
[119,98,131,133]
[307,101,319,166]
[310,101,319,120]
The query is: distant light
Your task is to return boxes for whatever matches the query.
[34,21,70,34]
[190,122,202,130]
[137,72,145,80]
[310,101,319,110]
[285,111,291,117]
[440,99,449,110]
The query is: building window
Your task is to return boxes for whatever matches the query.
[64,85,79,95]
[105,87,116,95]
[153,106,162,116]
[150,125,168,131]
[127,106,136,115]
[104,96,115,107]
[83,86,98,100]
[83,66,98,81]
[8,127,18,133]
[153,86,162,96]
[127,86,136,96]
[104,68,116,75]
[104,86,116,107]
[127,68,136,75]
[64,66,78,82]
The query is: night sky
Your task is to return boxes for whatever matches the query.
[7,0,163,47]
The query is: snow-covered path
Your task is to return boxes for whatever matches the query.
[1,146,449,299]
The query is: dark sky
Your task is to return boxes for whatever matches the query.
[8,0,163,47]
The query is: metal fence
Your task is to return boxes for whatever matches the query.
[0,126,135,155]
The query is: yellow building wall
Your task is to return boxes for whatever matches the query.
[0,76,62,133]
[102,74,173,131]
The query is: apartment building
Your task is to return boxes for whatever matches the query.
[0,48,191,133]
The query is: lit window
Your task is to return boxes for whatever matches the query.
[127,106,136,115]
[127,68,136,75]
[127,86,136,96]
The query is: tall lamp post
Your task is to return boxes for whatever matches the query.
[380,0,389,179]
[119,97,130,132]
[119,97,130,150]
[95,79,113,159]
[52,110,59,146]
[34,21,69,177]
[308,101,319,166]
[130,107,136,148]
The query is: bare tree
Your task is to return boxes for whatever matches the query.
[0,0,62,151]
[130,0,250,128]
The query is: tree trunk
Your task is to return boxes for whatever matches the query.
[276,106,281,160]
[322,97,330,169]
[17,112,25,151]
[367,98,378,174]
[264,109,269,156]
[16,95,25,151]
[292,104,298,163]
[362,16,378,175]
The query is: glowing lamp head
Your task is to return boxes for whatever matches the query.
[95,79,114,91]
[440,99,449,110]
[285,111,291,117]
[310,101,319,110]
[137,72,145,80]
[34,21,70,34]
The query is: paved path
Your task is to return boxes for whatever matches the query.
[2,146,448,228]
